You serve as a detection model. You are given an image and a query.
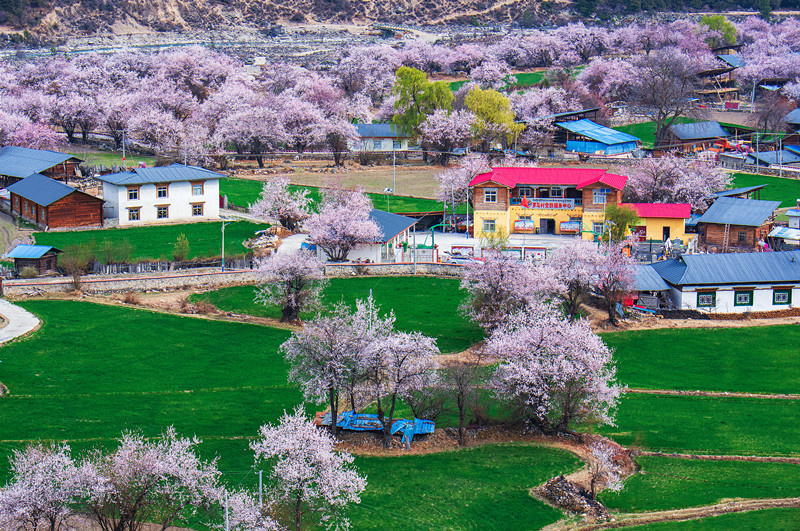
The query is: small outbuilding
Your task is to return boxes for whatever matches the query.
[352,124,412,153]
[633,264,671,310]
[660,121,730,153]
[316,209,417,263]
[745,150,800,168]
[785,108,800,132]
[6,174,104,229]
[555,119,641,156]
[696,197,780,250]
[0,146,82,187]
[3,244,61,275]
[621,203,692,243]
[712,184,767,201]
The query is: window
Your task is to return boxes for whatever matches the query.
[482,219,496,233]
[518,216,531,221]
[592,222,604,234]
[373,140,382,150]
[31,205,35,217]
[518,186,533,197]
[393,140,401,150]
[550,187,563,198]
[737,231,747,243]
[697,291,716,308]
[156,205,169,219]
[773,289,792,305]
[484,188,498,203]
[127,187,139,200]
[128,207,140,221]
[593,188,611,204]
[734,290,753,306]
[192,203,204,216]
[192,182,204,196]
[156,184,168,198]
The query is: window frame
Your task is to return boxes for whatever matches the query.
[191,181,204,196]
[737,231,747,243]
[128,207,140,221]
[733,289,753,307]
[482,219,496,233]
[156,184,169,199]
[372,139,382,150]
[191,203,204,217]
[773,288,792,305]
[593,188,610,204]
[127,186,140,201]
[517,186,533,198]
[156,205,169,220]
[483,187,498,203]
[697,291,716,308]
[550,187,563,198]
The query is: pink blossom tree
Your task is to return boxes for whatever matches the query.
[592,244,636,327]
[251,407,367,531]
[548,238,604,321]
[485,301,623,432]
[255,250,326,322]
[624,154,731,212]
[224,491,281,531]
[249,177,312,231]
[420,109,474,164]
[460,251,565,331]
[82,427,223,531]
[305,190,381,262]
[0,443,86,531]
[435,153,489,226]
[469,60,516,90]
[588,441,625,499]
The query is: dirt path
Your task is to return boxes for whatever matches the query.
[638,451,800,464]
[628,388,800,400]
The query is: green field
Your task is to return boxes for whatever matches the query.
[69,149,158,169]
[220,177,465,215]
[604,326,800,394]
[601,456,800,513]
[729,172,800,208]
[598,394,800,457]
[33,221,267,262]
[190,276,483,353]
[351,444,580,530]
[633,508,800,530]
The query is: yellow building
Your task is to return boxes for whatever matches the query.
[620,203,692,243]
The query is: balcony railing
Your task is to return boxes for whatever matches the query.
[510,197,581,207]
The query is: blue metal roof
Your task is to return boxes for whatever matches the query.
[635,265,670,291]
[355,123,409,139]
[651,251,800,286]
[669,121,729,141]
[369,209,416,243]
[4,244,60,259]
[555,119,641,145]
[786,109,800,126]
[745,150,800,166]
[786,145,800,156]
[786,209,800,217]
[6,173,80,206]
[698,197,780,227]
[717,54,745,68]
[712,184,768,198]
[97,164,224,185]
[768,227,800,240]
[0,146,78,179]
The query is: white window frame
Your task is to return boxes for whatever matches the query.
[734,291,752,306]
[484,188,498,203]
[482,219,496,233]
[593,188,611,204]
[156,205,169,219]
[128,207,140,221]
[192,182,204,196]
[517,186,533,197]
[550,187,563,198]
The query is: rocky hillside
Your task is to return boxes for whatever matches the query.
[1,0,547,35]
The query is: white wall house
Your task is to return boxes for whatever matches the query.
[788,202,800,229]
[650,251,800,313]
[98,164,221,226]
[351,124,411,153]
[314,209,416,263]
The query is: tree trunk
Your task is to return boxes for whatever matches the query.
[329,388,339,437]
[457,390,466,447]
[256,155,264,168]
[605,292,619,326]
[294,491,303,531]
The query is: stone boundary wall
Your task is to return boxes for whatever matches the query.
[1,263,463,296]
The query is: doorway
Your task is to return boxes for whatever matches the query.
[540,218,556,234]
[662,226,671,241]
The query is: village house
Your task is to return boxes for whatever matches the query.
[555,119,641,157]
[712,184,767,201]
[696,196,780,250]
[6,174,104,229]
[787,201,800,229]
[351,124,412,153]
[0,146,82,187]
[745,149,800,168]
[97,164,221,226]
[3,244,61,275]
[468,167,627,239]
[786,108,800,132]
[650,251,800,313]
[620,203,692,243]
[315,209,416,263]
[658,121,730,153]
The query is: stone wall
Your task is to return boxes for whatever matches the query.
[1,262,463,296]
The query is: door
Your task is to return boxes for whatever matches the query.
[547,219,556,234]
[662,226,671,242]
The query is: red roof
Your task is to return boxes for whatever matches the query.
[469,167,627,190]
[620,203,692,219]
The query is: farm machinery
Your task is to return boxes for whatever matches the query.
[315,410,435,445]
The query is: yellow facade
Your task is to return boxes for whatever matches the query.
[632,217,689,244]
[474,207,601,239]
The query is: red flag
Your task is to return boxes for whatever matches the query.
[521,196,530,209]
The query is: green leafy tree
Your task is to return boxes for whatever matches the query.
[391,66,453,140]
[465,87,524,152]
[602,204,640,243]
[700,15,737,47]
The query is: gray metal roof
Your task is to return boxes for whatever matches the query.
[635,265,670,291]
[698,197,780,227]
[369,209,416,243]
[746,150,800,166]
[355,123,409,139]
[0,146,78,179]
[555,119,640,145]
[4,244,60,259]
[669,121,729,141]
[651,251,800,286]
[717,54,745,68]
[785,108,800,126]
[96,164,224,185]
[6,173,82,206]
[712,184,768,198]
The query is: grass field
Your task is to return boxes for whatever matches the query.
[597,394,800,457]
[351,444,581,530]
[68,148,158,169]
[612,118,698,150]
[601,456,800,513]
[220,177,466,215]
[729,172,800,208]
[632,508,800,530]
[190,276,483,353]
[33,221,268,262]
[604,326,800,395]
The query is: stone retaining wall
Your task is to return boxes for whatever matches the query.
[1,263,463,296]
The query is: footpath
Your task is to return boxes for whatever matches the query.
[0,299,40,344]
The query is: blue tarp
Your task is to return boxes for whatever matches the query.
[557,119,641,145]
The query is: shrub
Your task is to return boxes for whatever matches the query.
[60,243,95,291]
[173,233,190,261]
[121,292,140,305]
[18,266,38,279]
[194,300,217,315]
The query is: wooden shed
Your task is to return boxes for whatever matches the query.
[4,244,61,275]
[6,174,104,229]
[0,146,82,187]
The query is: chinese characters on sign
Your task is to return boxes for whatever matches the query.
[518,199,576,210]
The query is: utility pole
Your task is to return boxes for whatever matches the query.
[259,470,263,506]
[121,129,126,168]
[412,228,417,275]
[221,218,228,272]
[392,144,396,195]
[224,493,230,531]
[755,133,760,173]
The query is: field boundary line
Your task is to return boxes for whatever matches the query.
[2,384,289,400]
[627,388,800,400]
[639,451,800,464]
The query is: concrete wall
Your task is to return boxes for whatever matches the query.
[670,284,800,313]
[104,179,220,225]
